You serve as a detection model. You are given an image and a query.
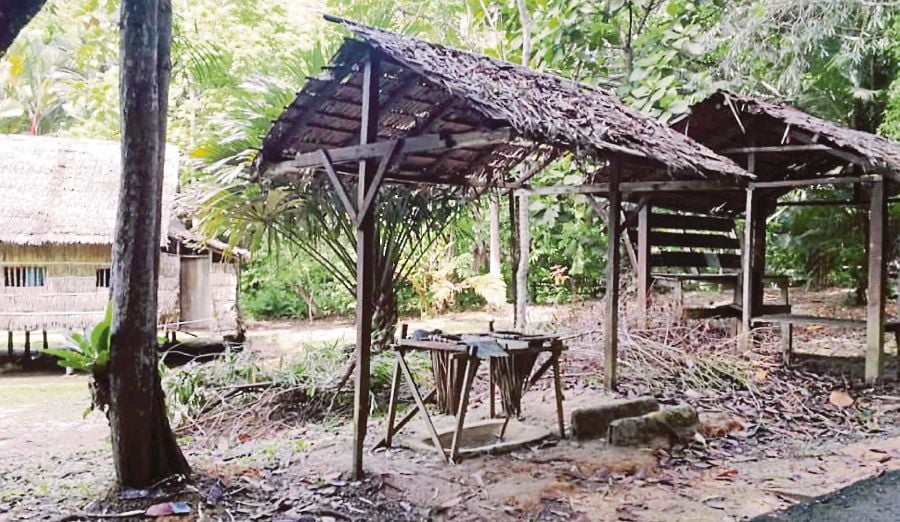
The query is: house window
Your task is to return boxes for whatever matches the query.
[96,268,111,288]
[3,266,46,287]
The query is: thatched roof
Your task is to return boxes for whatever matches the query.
[259,16,749,186]
[0,134,179,246]
[673,91,900,179]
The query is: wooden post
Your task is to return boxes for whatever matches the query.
[636,203,651,329]
[42,330,48,350]
[604,160,622,390]
[7,331,12,358]
[24,330,30,359]
[740,187,755,349]
[865,176,887,384]
[508,192,519,327]
[780,323,793,366]
[515,189,529,330]
[351,49,380,479]
[450,347,480,463]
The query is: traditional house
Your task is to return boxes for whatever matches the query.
[0,134,245,353]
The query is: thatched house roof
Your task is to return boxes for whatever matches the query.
[260,16,750,186]
[0,134,179,246]
[673,91,900,180]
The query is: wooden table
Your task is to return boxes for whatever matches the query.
[377,332,566,463]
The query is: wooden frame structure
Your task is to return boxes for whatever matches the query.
[255,17,751,478]
[671,91,900,383]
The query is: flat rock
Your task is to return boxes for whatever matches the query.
[608,403,698,447]
[570,397,659,440]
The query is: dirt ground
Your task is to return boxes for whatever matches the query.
[1,288,899,521]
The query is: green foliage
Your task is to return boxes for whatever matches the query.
[45,304,112,374]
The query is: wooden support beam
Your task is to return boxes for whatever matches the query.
[650,212,735,232]
[265,128,515,178]
[24,330,30,358]
[319,149,357,223]
[351,50,380,480]
[7,331,12,358]
[741,190,755,347]
[522,179,743,197]
[865,176,887,384]
[721,144,833,154]
[789,131,874,169]
[356,139,401,227]
[637,203,651,329]
[604,160,623,390]
[749,175,875,190]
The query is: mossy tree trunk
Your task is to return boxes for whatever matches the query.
[108,0,189,488]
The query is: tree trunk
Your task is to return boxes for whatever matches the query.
[0,0,47,56]
[108,0,189,488]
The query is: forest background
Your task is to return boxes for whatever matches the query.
[3,0,899,321]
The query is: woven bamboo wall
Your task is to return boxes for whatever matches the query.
[0,245,183,331]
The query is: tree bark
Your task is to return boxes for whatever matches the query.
[0,0,46,56]
[109,0,189,488]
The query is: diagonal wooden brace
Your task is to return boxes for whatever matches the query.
[319,149,357,222]
[356,139,403,228]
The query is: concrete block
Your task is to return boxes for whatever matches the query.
[608,403,699,447]
[570,397,659,440]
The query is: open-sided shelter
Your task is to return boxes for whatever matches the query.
[0,135,246,353]
[670,91,900,383]
[256,16,751,477]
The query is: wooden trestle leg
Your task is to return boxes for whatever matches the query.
[449,347,480,464]
[551,350,565,438]
[397,350,447,463]
[384,356,402,448]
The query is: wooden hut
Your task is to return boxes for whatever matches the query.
[0,134,245,349]
[669,91,900,382]
[255,16,751,477]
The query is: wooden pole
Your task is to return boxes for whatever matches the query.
[508,192,519,327]
[515,189,530,330]
[351,49,380,479]
[42,330,48,350]
[637,203,651,329]
[7,331,12,358]
[604,160,622,390]
[865,176,887,384]
[740,151,758,349]
[24,330,30,359]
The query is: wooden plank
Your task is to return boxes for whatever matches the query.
[269,128,514,174]
[750,175,874,190]
[751,314,900,331]
[866,176,887,384]
[522,179,742,197]
[649,213,735,232]
[649,231,739,250]
[653,273,737,284]
[683,303,741,319]
[721,144,832,154]
[637,203,651,329]
[351,51,379,480]
[650,252,742,269]
[604,160,622,391]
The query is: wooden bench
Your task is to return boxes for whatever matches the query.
[631,207,791,325]
[752,314,900,366]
